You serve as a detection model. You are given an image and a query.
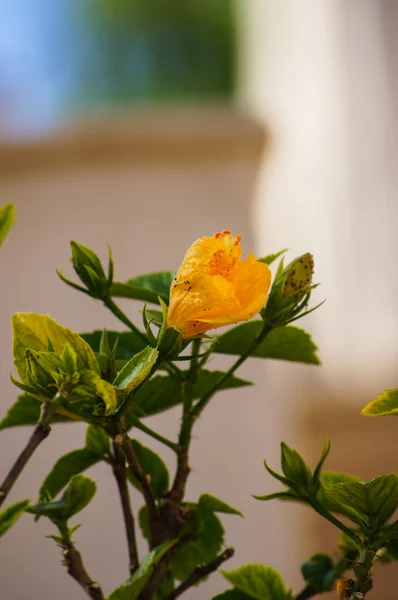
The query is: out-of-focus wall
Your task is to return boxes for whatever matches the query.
[0,107,275,599]
[238,1,398,597]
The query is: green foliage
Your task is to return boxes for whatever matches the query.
[213,590,254,600]
[39,449,101,500]
[0,394,71,430]
[30,474,97,523]
[81,330,147,360]
[111,271,175,305]
[113,346,158,392]
[323,474,398,535]
[361,388,398,416]
[280,442,312,495]
[0,500,30,537]
[261,253,320,327]
[12,313,100,382]
[123,370,252,423]
[0,203,15,247]
[199,494,243,517]
[85,425,110,457]
[170,505,224,582]
[256,441,330,501]
[221,564,290,600]
[257,249,288,266]
[301,553,335,593]
[317,472,362,514]
[126,439,169,498]
[214,322,320,365]
[107,541,177,600]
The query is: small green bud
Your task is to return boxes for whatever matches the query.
[262,252,318,326]
[70,242,108,298]
[158,326,182,360]
[25,349,56,391]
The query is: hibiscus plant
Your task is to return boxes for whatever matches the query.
[0,204,397,600]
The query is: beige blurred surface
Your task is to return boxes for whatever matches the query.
[0,107,289,600]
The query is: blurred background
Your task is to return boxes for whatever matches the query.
[0,1,397,598]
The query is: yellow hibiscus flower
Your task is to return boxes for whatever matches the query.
[167,230,271,339]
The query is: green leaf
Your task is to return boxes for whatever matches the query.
[222,564,288,600]
[312,439,331,485]
[257,249,288,266]
[215,322,320,365]
[280,442,311,494]
[0,203,15,247]
[39,449,100,500]
[318,472,362,513]
[213,590,255,600]
[113,347,158,392]
[323,474,398,532]
[170,507,224,581]
[199,494,243,517]
[62,474,97,519]
[301,554,334,593]
[12,313,100,382]
[111,271,175,305]
[126,440,169,498]
[85,425,110,457]
[0,394,71,430]
[81,330,147,360]
[107,540,177,600]
[126,370,252,422]
[0,500,29,537]
[362,389,398,416]
[31,474,96,522]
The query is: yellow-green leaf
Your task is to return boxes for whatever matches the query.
[12,313,99,381]
[361,389,398,417]
[0,203,15,247]
[113,347,158,392]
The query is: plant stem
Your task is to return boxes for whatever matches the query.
[0,400,54,508]
[190,323,272,420]
[103,296,148,343]
[61,540,105,600]
[113,431,162,547]
[166,547,235,600]
[132,419,181,453]
[309,499,362,546]
[111,441,139,575]
[351,549,374,597]
[171,323,273,503]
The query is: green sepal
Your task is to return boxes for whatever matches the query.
[113,347,158,393]
[257,249,288,266]
[280,442,312,495]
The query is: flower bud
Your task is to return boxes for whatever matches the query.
[70,242,108,298]
[262,253,317,326]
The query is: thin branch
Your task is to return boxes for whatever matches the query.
[61,541,105,600]
[166,547,235,600]
[103,296,148,343]
[111,441,139,575]
[113,431,162,547]
[132,419,181,453]
[190,323,273,420]
[0,400,53,508]
[139,536,194,600]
